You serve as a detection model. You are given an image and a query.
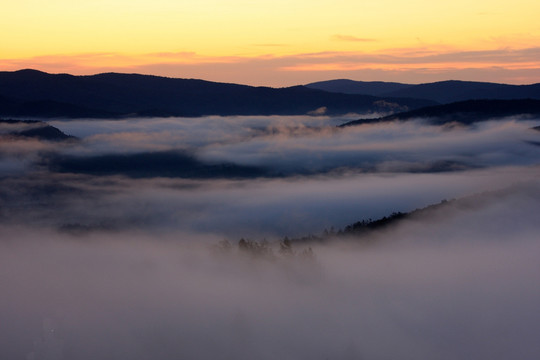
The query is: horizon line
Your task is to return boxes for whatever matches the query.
[3,68,539,88]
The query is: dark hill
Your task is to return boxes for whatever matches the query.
[306,79,540,104]
[0,94,116,118]
[283,185,529,246]
[0,70,434,118]
[340,99,540,127]
[385,80,540,103]
[306,79,412,96]
[0,119,75,141]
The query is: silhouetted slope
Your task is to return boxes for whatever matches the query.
[0,95,116,118]
[0,119,75,141]
[385,80,540,103]
[335,195,484,239]
[306,79,412,96]
[340,99,540,127]
[0,70,434,118]
[306,79,540,104]
[283,186,527,246]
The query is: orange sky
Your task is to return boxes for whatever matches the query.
[2,0,540,86]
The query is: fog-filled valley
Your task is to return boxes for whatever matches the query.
[1,114,539,359]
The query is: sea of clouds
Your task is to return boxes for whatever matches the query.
[0,115,539,359]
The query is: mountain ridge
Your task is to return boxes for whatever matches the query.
[0,70,434,118]
[340,98,540,127]
[0,118,75,141]
[307,79,540,103]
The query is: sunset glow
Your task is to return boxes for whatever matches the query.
[2,0,540,85]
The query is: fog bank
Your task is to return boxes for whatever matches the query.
[1,183,539,360]
[0,115,538,359]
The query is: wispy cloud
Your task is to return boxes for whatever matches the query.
[332,34,376,42]
[250,43,289,47]
[3,47,540,85]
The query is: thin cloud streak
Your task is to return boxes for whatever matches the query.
[331,34,376,42]
[2,47,540,86]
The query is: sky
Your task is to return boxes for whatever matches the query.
[2,0,540,86]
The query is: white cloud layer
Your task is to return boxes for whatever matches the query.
[1,182,539,360]
[0,115,539,359]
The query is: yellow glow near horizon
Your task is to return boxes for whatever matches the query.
[2,0,540,84]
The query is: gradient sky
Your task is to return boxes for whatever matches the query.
[2,0,540,86]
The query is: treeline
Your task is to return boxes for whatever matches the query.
[281,211,411,245]
[217,186,515,256]
[220,198,459,254]
[213,238,315,261]
[214,210,412,259]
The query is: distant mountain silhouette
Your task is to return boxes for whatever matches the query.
[340,99,540,127]
[0,70,434,118]
[0,94,115,118]
[0,119,75,141]
[307,79,540,104]
[306,79,412,96]
[386,80,540,103]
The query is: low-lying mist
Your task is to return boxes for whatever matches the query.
[2,115,539,237]
[1,115,539,359]
[1,183,539,360]
[45,116,540,175]
[1,166,538,238]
